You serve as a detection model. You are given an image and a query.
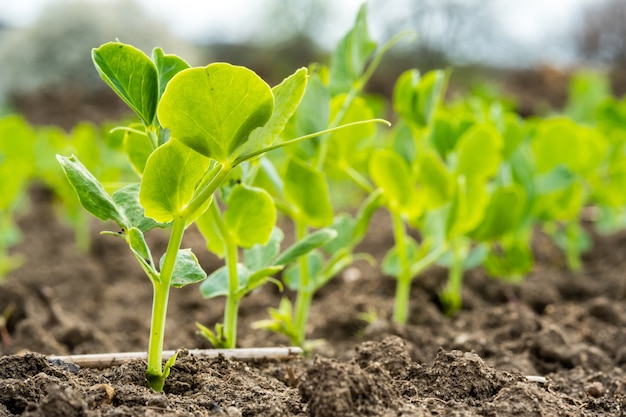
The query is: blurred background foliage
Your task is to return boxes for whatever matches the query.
[0,0,625,127]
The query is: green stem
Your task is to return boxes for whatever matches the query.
[147,126,159,150]
[182,163,231,221]
[210,202,240,349]
[233,119,390,166]
[565,223,582,272]
[343,164,375,194]
[391,210,411,324]
[442,239,465,316]
[293,219,312,346]
[146,216,185,391]
[316,31,412,170]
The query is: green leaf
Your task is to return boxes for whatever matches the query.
[56,155,129,229]
[393,69,447,129]
[123,124,153,175]
[236,67,308,161]
[327,95,376,165]
[113,184,169,232]
[126,227,159,283]
[151,47,190,100]
[351,189,382,246]
[140,139,210,223]
[163,249,207,288]
[381,236,419,278]
[283,252,323,291]
[196,201,225,258]
[454,123,503,180]
[323,214,355,254]
[244,227,284,271]
[157,63,274,163]
[329,4,377,95]
[92,42,158,126]
[200,263,247,298]
[484,239,533,281]
[292,71,329,137]
[369,149,421,218]
[273,228,338,266]
[471,185,526,241]
[532,117,607,177]
[284,157,333,227]
[416,149,454,209]
[224,184,276,248]
[446,178,489,238]
[242,266,284,296]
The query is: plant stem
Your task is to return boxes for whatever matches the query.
[293,219,312,346]
[343,164,374,194]
[443,239,465,316]
[220,206,240,349]
[182,164,230,221]
[146,216,185,391]
[391,210,411,324]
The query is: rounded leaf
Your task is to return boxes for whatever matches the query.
[157,63,274,163]
[224,184,276,248]
[140,139,210,223]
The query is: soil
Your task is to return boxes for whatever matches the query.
[1,184,626,416]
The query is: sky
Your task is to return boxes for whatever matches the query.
[0,0,605,64]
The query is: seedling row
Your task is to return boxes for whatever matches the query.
[1,6,625,391]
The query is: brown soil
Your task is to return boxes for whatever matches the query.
[2,185,626,416]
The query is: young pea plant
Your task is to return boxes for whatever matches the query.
[384,68,532,318]
[57,42,386,391]
[529,117,607,272]
[249,5,404,348]
[194,180,338,349]
[0,116,36,278]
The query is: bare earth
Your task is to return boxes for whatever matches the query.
[1,186,626,416]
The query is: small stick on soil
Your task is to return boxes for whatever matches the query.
[525,375,547,384]
[49,347,303,369]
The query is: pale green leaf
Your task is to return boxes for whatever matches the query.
[123,124,153,175]
[244,227,284,270]
[273,228,338,266]
[140,139,210,223]
[236,67,308,161]
[455,123,503,180]
[329,4,377,95]
[224,184,276,248]
[151,47,190,99]
[157,63,274,163]
[196,201,225,258]
[369,149,421,217]
[284,157,333,227]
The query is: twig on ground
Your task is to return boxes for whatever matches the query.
[49,347,303,368]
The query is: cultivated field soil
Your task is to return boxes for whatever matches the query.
[1,184,626,417]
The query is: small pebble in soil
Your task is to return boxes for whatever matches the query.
[87,383,115,406]
[226,406,242,417]
[585,381,605,398]
[146,395,169,408]
[342,266,362,282]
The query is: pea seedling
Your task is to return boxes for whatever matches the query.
[57,42,387,390]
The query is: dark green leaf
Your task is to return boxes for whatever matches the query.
[113,184,169,232]
[56,155,129,229]
[92,42,158,126]
[163,249,207,288]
